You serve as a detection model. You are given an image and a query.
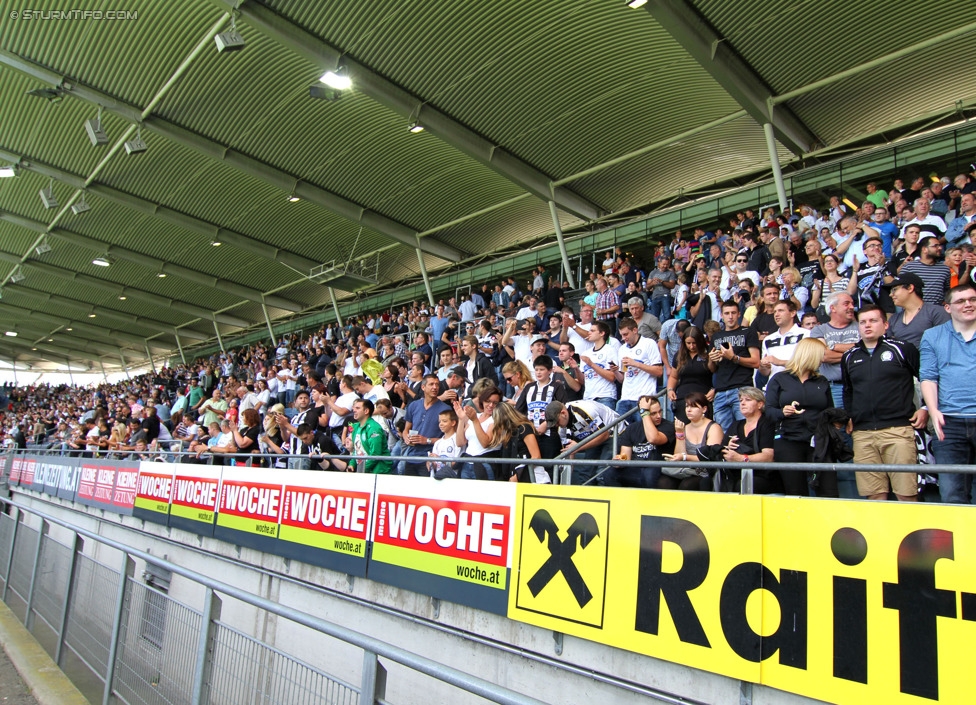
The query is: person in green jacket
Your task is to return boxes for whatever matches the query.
[349,399,392,473]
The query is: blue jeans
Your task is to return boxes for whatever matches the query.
[648,296,671,322]
[713,388,745,433]
[615,399,639,418]
[591,396,617,413]
[571,442,613,486]
[830,382,844,410]
[603,463,661,489]
[460,459,495,481]
[932,416,976,504]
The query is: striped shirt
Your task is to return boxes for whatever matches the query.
[899,261,952,306]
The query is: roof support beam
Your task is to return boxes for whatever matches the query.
[4,287,211,341]
[0,148,321,276]
[217,0,602,222]
[0,302,175,351]
[0,208,303,314]
[0,50,464,263]
[0,241,253,328]
[0,329,119,359]
[771,21,976,107]
[640,0,819,155]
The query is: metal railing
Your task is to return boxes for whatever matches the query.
[0,496,549,705]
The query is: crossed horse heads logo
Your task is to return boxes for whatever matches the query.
[526,509,600,608]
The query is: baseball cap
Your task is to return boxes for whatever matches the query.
[917,235,941,248]
[449,366,468,380]
[885,272,924,296]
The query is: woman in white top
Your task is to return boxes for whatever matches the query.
[453,387,502,480]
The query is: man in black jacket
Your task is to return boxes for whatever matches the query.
[458,335,497,389]
[841,305,925,501]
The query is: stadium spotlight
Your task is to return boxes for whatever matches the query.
[627,0,648,6]
[70,192,91,215]
[0,164,19,178]
[85,107,108,146]
[309,84,341,102]
[210,239,222,246]
[215,13,245,53]
[319,67,352,91]
[408,122,424,133]
[39,178,59,209]
[9,267,25,283]
[35,237,52,255]
[124,127,147,155]
[92,256,112,267]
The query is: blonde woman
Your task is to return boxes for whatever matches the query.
[764,338,834,496]
[501,360,532,403]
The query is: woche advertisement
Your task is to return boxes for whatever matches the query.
[368,476,515,615]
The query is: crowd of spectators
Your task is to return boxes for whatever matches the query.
[2,170,976,500]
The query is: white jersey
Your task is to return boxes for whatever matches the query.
[620,336,663,401]
[762,325,809,380]
[429,435,462,477]
[582,343,619,401]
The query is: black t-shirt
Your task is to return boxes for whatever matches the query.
[749,311,777,338]
[710,326,760,391]
[673,356,713,398]
[619,418,676,461]
[797,260,823,290]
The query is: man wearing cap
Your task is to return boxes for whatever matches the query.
[501,317,542,371]
[645,256,677,322]
[899,236,952,306]
[901,197,946,239]
[545,399,619,485]
[887,272,950,347]
[625,297,662,341]
[439,366,470,404]
[921,281,976,503]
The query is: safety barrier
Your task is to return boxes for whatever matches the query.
[3,449,974,704]
[0,493,547,705]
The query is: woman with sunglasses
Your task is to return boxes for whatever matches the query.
[810,253,850,319]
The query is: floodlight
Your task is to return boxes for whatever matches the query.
[85,108,108,146]
[39,179,58,209]
[627,0,648,7]
[215,14,245,53]
[124,128,147,155]
[319,68,352,91]
[408,123,424,133]
[287,193,300,202]
[0,164,19,178]
[210,239,222,246]
[70,193,91,215]
[4,331,16,337]
[92,256,112,267]
[9,267,25,283]
[309,85,341,102]
[35,238,52,255]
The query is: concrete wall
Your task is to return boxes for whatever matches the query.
[10,489,823,705]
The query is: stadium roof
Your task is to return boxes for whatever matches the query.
[1,0,975,372]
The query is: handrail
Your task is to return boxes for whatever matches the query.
[0,496,548,705]
[7,448,974,475]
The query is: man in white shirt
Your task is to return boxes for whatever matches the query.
[902,197,947,239]
[758,300,808,381]
[720,253,761,300]
[560,303,595,356]
[615,317,663,416]
[236,384,259,429]
[580,321,619,411]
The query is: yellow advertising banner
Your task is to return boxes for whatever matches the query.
[508,487,976,703]
[508,485,764,683]
[761,497,976,704]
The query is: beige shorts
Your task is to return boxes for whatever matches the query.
[853,426,918,497]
